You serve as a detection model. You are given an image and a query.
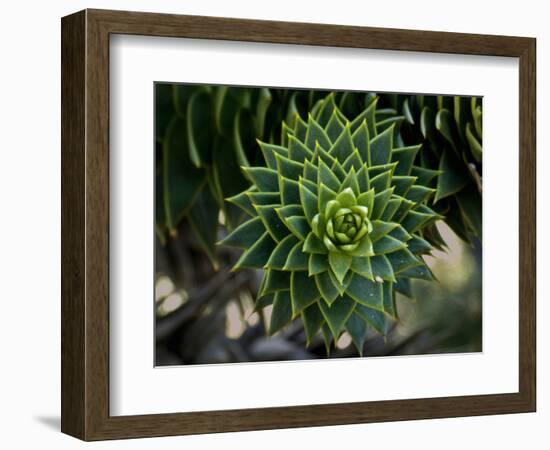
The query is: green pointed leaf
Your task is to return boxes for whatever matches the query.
[254,293,274,312]
[315,271,340,305]
[335,187,356,207]
[291,271,321,316]
[309,252,329,275]
[369,124,394,166]
[407,235,433,254]
[313,141,337,168]
[321,323,334,354]
[350,98,378,136]
[227,188,255,216]
[301,177,319,196]
[400,264,435,280]
[247,192,280,206]
[305,115,332,151]
[303,232,328,254]
[302,303,325,346]
[382,282,397,318]
[346,274,384,310]
[386,248,422,273]
[318,294,356,340]
[352,120,370,163]
[369,220,398,242]
[350,256,374,279]
[243,167,279,192]
[288,134,314,163]
[392,198,415,222]
[303,159,318,183]
[346,313,369,355]
[370,254,395,281]
[388,224,412,242]
[330,124,355,161]
[391,145,421,176]
[392,176,417,196]
[371,188,394,220]
[255,204,290,241]
[356,165,370,192]
[370,170,393,193]
[318,160,341,192]
[411,166,441,187]
[342,150,363,172]
[401,210,434,233]
[435,149,469,202]
[280,177,301,204]
[235,232,277,269]
[315,94,337,126]
[326,112,346,143]
[368,162,397,179]
[355,303,387,335]
[293,116,308,142]
[262,270,291,295]
[339,168,360,196]
[285,242,309,270]
[406,185,435,204]
[269,290,292,335]
[328,252,352,284]
[299,181,318,225]
[266,234,299,269]
[318,183,338,216]
[395,277,413,298]
[376,117,403,135]
[284,216,310,240]
[380,198,402,222]
[275,204,303,220]
[281,121,292,147]
[259,141,288,169]
[219,216,265,248]
[345,236,374,257]
[276,153,304,180]
[357,189,375,215]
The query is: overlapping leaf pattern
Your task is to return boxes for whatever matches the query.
[220,94,442,353]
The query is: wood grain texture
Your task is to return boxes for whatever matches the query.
[61,8,537,441]
[61,10,86,438]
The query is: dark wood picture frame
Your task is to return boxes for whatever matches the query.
[61,8,536,441]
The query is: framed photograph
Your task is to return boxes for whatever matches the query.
[61,9,536,440]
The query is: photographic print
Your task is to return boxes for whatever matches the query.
[154,84,482,366]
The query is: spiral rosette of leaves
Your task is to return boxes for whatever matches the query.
[220,94,442,354]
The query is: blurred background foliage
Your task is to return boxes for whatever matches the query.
[154,84,482,365]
